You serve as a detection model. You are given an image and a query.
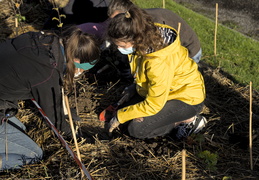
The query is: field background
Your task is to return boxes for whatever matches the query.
[0,0,259,179]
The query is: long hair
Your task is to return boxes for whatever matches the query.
[61,26,100,93]
[107,5,164,56]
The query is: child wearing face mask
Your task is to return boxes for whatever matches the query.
[0,25,100,171]
[105,6,207,140]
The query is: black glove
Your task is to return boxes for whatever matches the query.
[122,83,137,103]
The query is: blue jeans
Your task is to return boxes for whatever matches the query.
[119,94,204,139]
[191,48,202,63]
[0,117,43,170]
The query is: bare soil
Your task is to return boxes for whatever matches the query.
[174,0,259,40]
[0,0,259,179]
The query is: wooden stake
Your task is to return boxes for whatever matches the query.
[15,17,18,36]
[249,81,253,170]
[178,22,181,35]
[182,149,186,180]
[214,3,218,57]
[163,0,165,9]
[64,95,84,177]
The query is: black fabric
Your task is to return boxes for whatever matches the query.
[118,94,204,139]
[43,0,111,30]
[0,32,71,136]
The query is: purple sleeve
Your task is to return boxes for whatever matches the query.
[77,22,107,40]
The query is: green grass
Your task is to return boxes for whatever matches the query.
[134,0,259,90]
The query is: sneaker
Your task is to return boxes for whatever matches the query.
[175,115,207,140]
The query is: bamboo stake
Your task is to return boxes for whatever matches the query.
[5,121,8,160]
[182,149,186,180]
[178,22,181,36]
[64,95,84,177]
[249,81,253,170]
[214,3,218,57]
[15,17,18,36]
[163,0,165,9]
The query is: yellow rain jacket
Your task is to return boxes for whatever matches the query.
[117,23,205,123]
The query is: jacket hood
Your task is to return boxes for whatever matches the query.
[146,23,181,58]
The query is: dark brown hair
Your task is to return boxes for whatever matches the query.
[107,5,164,55]
[107,0,134,17]
[61,26,100,93]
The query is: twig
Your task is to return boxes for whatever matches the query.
[107,79,121,92]
[163,0,165,9]
[249,81,253,170]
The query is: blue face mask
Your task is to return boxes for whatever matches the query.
[118,47,135,55]
[74,59,97,70]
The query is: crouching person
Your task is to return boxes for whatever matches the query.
[0,25,100,170]
[106,6,207,140]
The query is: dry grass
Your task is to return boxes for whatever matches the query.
[0,1,259,179]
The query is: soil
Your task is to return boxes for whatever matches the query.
[0,0,259,179]
[174,0,259,41]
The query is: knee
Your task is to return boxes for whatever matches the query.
[128,122,154,139]
[128,125,146,139]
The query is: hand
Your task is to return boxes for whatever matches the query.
[107,115,120,136]
[122,83,136,102]
[133,117,144,122]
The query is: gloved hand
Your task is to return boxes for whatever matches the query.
[122,83,136,102]
[106,115,120,136]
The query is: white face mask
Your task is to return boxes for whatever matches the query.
[74,68,82,78]
[118,46,135,55]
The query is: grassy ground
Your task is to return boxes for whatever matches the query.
[134,0,259,91]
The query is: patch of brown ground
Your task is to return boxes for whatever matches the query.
[174,0,259,40]
[0,1,259,179]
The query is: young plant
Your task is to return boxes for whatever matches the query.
[197,150,218,171]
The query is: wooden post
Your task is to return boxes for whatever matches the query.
[214,3,218,57]
[178,22,181,35]
[64,95,84,177]
[249,81,253,170]
[15,17,18,36]
[182,149,186,180]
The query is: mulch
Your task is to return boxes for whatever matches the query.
[1,1,259,179]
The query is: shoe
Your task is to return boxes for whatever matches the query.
[175,115,207,140]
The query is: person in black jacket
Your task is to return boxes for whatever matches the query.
[0,25,100,170]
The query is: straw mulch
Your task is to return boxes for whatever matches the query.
[0,0,259,179]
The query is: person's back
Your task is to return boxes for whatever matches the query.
[145,8,201,61]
